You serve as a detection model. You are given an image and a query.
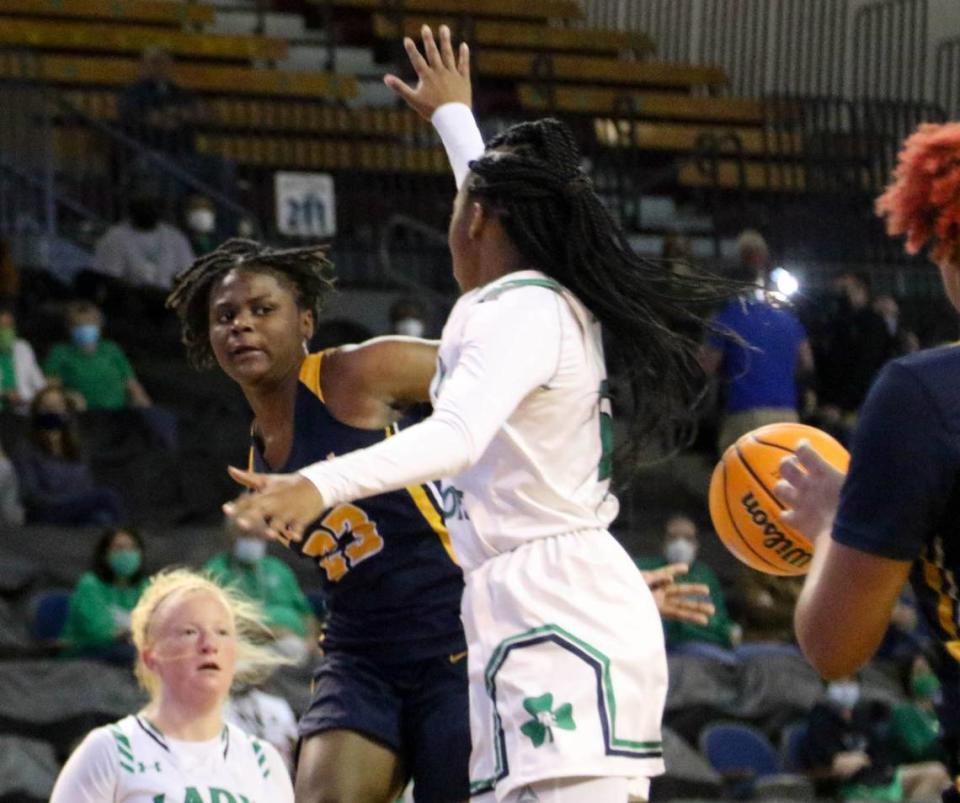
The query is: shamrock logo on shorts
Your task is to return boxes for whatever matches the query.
[519,693,576,748]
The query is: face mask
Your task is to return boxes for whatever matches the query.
[394,318,425,338]
[827,680,861,710]
[911,672,941,701]
[233,536,266,564]
[187,208,216,234]
[0,326,14,352]
[34,411,68,430]
[664,538,697,566]
[71,323,100,349]
[108,549,142,579]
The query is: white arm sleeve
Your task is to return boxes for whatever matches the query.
[431,102,485,189]
[49,728,117,803]
[301,287,562,505]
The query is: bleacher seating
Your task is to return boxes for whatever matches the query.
[321,0,584,22]
[0,0,214,27]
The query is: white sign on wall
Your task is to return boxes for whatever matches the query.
[275,172,336,238]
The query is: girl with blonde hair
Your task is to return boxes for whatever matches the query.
[50,567,294,802]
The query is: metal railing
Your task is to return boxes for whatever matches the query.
[852,0,929,101]
[934,35,960,120]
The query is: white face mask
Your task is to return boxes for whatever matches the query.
[826,680,861,710]
[187,208,216,234]
[394,318,425,338]
[664,538,697,566]
[233,536,266,564]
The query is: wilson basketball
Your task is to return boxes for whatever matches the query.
[708,422,850,576]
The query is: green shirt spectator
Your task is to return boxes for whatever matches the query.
[44,339,134,410]
[205,548,313,638]
[635,513,734,649]
[888,657,947,765]
[61,526,149,662]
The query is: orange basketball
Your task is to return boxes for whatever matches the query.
[708,422,850,576]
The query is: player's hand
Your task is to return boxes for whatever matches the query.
[774,440,847,542]
[384,24,471,120]
[642,563,716,625]
[223,466,326,543]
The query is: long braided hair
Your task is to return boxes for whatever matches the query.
[166,238,335,369]
[465,118,737,464]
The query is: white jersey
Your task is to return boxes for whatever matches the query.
[49,714,294,803]
[431,269,619,571]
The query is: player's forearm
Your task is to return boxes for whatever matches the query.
[432,102,485,189]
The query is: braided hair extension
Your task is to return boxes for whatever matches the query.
[166,238,335,369]
[465,118,740,465]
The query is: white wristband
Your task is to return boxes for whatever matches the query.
[431,102,486,189]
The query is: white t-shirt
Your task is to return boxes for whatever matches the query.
[49,714,294,803]
[93,221,195,289]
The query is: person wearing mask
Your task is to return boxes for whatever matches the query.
[43,300,152,411]
[0,299,45,414]
[204,520,316,665]
[93,185,195,292]
[636,514,735,652]
[184,194,218,257]
[12,385,125,525]
[61,526,149,664]
[889,655,949,767]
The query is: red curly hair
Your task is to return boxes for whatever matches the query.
[876,121,960,268]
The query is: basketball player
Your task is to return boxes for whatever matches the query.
[50,569,293,802]
[225,26,735,803]
[771,121,960,793]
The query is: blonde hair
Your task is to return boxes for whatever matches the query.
[131,568,288,700]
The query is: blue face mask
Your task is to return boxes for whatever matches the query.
[71,323,100,348]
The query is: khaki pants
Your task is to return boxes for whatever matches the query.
[718,407,798,453]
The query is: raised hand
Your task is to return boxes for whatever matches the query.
[775,440,847,542]
[384,24,471,120]
[223,466,326,544]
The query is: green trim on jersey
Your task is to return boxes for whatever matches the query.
[252,739,271,779]
[110,726,137,774]
[480,277,563,302]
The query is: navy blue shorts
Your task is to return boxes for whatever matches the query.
[299,649,470,802]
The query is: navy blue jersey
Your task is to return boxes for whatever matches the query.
[832,344,960,737]
[250,352,465,662]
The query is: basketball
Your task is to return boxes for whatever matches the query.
[708,423,851,576]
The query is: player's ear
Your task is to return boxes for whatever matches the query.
[467,201,487,239]
[300,309,315,342]
[141,645,156,673]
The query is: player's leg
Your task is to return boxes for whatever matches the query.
[402,653,470,802]
[295,729,407,803]
[295,651,408,803]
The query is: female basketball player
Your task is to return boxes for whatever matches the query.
[225,26,736,803]
[765,121,960,787]
[50,568,293,802]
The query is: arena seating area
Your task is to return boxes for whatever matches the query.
[0,0,956,800]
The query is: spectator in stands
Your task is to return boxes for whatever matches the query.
[92,182,195,292]
[0,442,23,526]
[699,229,815,452]
[635,514,735,654]
[43,300,151,411]
[817,272,890,421]
[874,294,920,359]
[729,568,802,647]
[798,673,949,800]
[388,296,430,338]
[61,526,149,665]
[0,299,45,415]
[50,568,293,803]
[204,520,315,665]
[184,193,218,257]
[12,385,125,525]
[888,655,948,767]
[118,46,205,157]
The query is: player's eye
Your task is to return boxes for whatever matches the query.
[216,310,233,324]
[254,305,273,315]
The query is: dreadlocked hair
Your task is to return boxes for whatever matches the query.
[166,238,335,369]
[465,118,740,467]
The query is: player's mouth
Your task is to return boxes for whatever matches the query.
[197,661,221,672]
[230,345,265,359]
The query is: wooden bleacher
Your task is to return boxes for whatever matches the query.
[593,119,803,158]
[372,14,655,57]
[0,0,213,27]
[320,0,583,22]
[0,17,287,61]
[0,52,358,102]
